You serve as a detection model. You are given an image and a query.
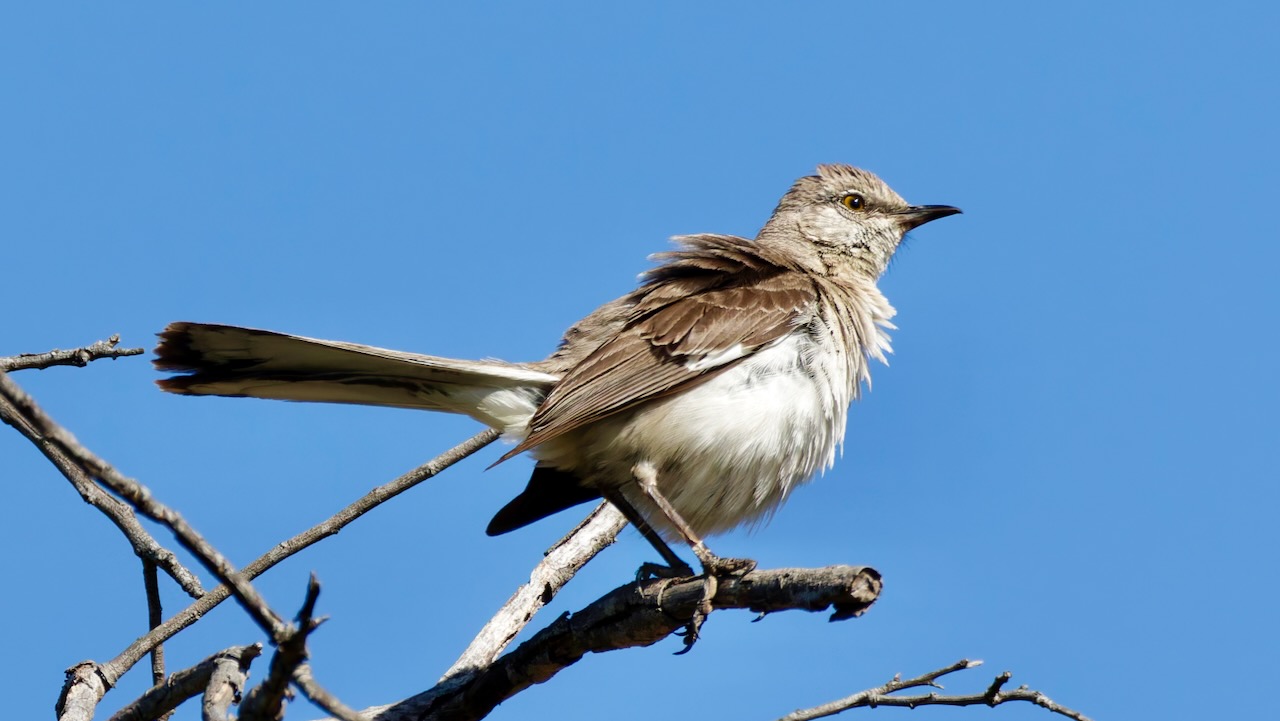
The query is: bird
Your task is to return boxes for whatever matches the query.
[154,164,960,581]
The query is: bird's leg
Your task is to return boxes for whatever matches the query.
[631,461,756,576]
[601,487,693,580]
[631,461,757,650]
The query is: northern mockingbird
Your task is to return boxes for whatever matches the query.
[155,164,959,581]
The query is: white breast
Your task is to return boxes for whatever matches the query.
[540,329,857,537]
[531,279,895,538]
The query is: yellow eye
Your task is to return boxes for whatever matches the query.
[841,193,866,211]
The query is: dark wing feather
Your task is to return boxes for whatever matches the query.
[501,235,816,460]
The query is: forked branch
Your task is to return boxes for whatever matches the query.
[358,566,882,721]
[780,659,1093,721]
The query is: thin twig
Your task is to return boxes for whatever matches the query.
[292,665,366,721]
[99,429,499,687]
[444,501,627,678]
[0,334,144,372]
[779,659,1093,721]
[0,371,289,641]
[240,575,325,721]
[0,386,204,597]
[9,350,496,715]
[203,645,261,721]
[142,560,167,689]
[107,644,263,721]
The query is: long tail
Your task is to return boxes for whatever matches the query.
[154,322,559,432]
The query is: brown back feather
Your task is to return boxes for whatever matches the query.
[501,234,817,460]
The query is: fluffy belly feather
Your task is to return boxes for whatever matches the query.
[534,333,853,537]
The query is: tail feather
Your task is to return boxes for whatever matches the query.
[154,322,558,430]
[486,465,602,535]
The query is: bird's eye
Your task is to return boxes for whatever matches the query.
[841,193,866,211]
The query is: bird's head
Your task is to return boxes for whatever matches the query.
[760,164,960,277]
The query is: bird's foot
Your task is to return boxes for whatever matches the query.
[636,560,695,582]
[673,546,756,654]
[691,540,756,577]
[700,553,757,577]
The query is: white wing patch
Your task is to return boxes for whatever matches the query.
[683,343,749,372]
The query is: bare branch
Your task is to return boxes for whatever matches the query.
[238,575,366,721]
[240,575,325,721]
[5,355,498,713]
[779,659,1093,721]
[780,659,977,721]
[0,334,144,372]
[107,644,263,721]
[292,665,366,721]
[99,429,498,687]
[0,371,289,641]
[203,646,263,721]
[361,565,882,721]
[444,501,627,677]
[56,662,109,721]
[141,560,168,692]
[0,383,204,597]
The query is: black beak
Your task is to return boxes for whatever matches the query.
[896,204,962,231]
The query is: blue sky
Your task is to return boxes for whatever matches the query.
[3,3,1277,720]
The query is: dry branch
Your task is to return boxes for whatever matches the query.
[101,428,500,688]
[360,565,882,721]
[41,424,500,717]
[445,501,627,677]
[292,666,366,721]
[106,645,262,721]
[0,334,143,372]
[241,576,325,721]
[0,376,204,597]
[203,645,262,721]
[57,662,109,721]
[141,560,169,691]
[0,370,290,641]
[779,659,1093,721]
